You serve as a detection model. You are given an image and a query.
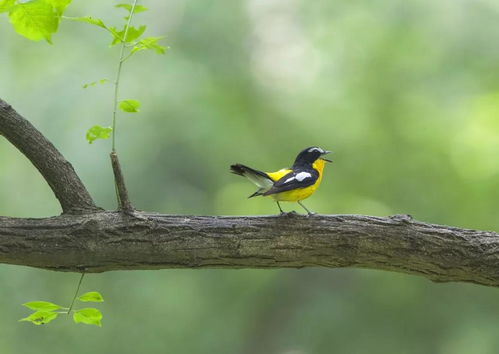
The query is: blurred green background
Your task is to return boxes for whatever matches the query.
[2,0,499,353]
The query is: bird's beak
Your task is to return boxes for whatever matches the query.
[320,150,332,163]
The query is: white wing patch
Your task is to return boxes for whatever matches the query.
[284,172,311,184]
[295,172,312,181]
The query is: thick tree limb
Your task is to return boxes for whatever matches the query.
[0,98,99,214]
[1,212,498,287]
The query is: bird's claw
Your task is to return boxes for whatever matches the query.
[279,210,298,217]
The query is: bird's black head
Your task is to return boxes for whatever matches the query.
[293,146,331,167]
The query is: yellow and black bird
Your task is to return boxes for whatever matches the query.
[230,146,332,215]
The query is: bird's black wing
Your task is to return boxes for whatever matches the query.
[263,169,318,196]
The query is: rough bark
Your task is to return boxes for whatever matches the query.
[1,212,498,287]
[0,98,99,214]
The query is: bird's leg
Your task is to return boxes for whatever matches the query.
[276,201,285,215]
[298,201,315,216]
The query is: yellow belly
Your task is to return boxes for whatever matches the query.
[270,184,318,202]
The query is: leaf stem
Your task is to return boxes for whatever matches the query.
[121,51,134,63]
[62,16,117,38]
[68,272,85,314]
[111,0,139,152]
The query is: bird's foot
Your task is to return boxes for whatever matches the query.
[307,211,317,217]
[279,210,298,217]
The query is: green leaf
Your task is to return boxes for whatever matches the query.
[131,37,167,55]
[0,0,15,13]
[78,291,104,303]
[86,125,112,144]
[19,311,58,325]
[115,3,148,22]
[8,0,60,43]
[23,301,62,311]
[107,26,122,43]
[115,3,148,14]
[45,0,71,16]
[66,16,107,29]
[118,99,141,113]
[110,25,146,45]
[73,308,102,327]
[82,79,107,88]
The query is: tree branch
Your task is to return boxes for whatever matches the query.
[1,212,498,287]
[0,98,99,214]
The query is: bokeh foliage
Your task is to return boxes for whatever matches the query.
[1,0,499,353]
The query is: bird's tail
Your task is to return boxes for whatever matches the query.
[230,163,274,198]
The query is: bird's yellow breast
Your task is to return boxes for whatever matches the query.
[266,159,326,202]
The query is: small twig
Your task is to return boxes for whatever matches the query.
[110,152,134,213]
[67,273,85,314]
[109,0,138,211]
[111,0,138,152]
